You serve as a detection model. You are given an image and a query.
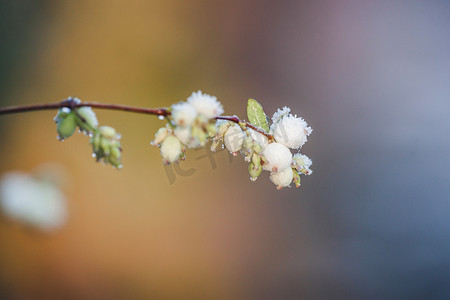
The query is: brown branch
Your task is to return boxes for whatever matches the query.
[216,116,273,140]
[0,97,273,139]
[0,97,169,117]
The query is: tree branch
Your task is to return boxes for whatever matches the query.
[0,97,273,139]
[0,97,169,117]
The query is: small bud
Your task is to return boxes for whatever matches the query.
[152,127,170,146]
[110,143,121,160]
[90,126,122,168]
[251,153,260,167]
[253,141,263,154]
[100,138,111,155]
[216,120,231,138]
[210,139,221,152]
[224,124,244,153]
[76,107,98,132]
[92,134,101,152]
[54,107,70,122]
[206,123,218,137]
[99,126,116,138]
[244,137,254,150]
[191,125,207,146]
[55,110,77,140]
[249,162,262,181]
[160,135,182,164]
[292,168,301,187]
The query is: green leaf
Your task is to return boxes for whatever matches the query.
[247,98,270,133]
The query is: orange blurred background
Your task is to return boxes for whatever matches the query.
[1,1,450,299]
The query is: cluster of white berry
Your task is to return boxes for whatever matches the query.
[151,92,313,190]
[151,91,223,163]
[216,106,312,190]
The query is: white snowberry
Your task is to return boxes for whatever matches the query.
[270,167,293,190]
[171,102,197,126]
[224,124,245,153]
[0,172,67,231]
[272,114,312,149]
[187,90,224,119]
[160,135,182,164]
[262,142,292,172]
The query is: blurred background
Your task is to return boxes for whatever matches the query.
[0,0,449,299]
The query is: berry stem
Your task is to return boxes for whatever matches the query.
[215,116,273,140]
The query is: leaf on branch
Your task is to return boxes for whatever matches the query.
[247,98,270,133]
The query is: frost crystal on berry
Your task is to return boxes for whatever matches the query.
[271,106,291,124]
[269,167,293,189]
[272,114,312,149]
[262,142,292,172]
[171,102,197,126]
[187,90,224,119]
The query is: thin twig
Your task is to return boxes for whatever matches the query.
[0,98,169,117]
[0,97,273,139]
[216,116,273,140]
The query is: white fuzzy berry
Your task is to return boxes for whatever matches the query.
[0,172,67,231]
[248,128,269,149]
[160,135,182,163]
[272,114,312,149]
[272,106,291,124]
[262,142,292,172]
[224,124,245,153]
[187,90,224,119]
[171,102,197,126]
[270,167,293,189]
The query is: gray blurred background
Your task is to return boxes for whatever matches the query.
[0,0,449,299]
